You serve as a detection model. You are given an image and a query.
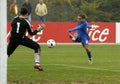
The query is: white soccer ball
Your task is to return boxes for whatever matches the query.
[46,39,56,48]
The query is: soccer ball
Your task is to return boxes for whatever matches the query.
[46,39,56,48]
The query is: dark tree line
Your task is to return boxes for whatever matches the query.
[7,0,120,22]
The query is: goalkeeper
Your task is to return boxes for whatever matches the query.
[7,7,45,71]
[68,14,93,64]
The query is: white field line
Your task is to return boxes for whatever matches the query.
[8,63,120,72]
[39,43,120,45]
[43,64,120,72]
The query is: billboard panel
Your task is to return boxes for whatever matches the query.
[7,22,116,43]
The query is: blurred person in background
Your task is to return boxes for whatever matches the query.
[22,0,32,21]
[10,0,18,16]
[35,0,47,22]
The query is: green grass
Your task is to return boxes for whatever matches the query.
[8,44,120,84]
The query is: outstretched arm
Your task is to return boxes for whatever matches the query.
[25,19,45,35]
[68,22,86,32]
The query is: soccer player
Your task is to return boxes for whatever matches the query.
[68,14,93,64]
[7,7,45,71]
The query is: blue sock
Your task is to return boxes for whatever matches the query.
[87,51,92,60]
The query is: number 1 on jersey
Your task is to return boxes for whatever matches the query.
[16,22,20,33]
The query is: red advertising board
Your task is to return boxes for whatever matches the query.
[89,22,116,43]
[7,22,116,43]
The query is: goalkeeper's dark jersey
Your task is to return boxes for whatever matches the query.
[10,16,38,39]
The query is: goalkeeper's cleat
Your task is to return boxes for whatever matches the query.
[34,63,43,71]
[37,24,45,32]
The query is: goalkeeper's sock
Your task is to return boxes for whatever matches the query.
[34,53,40,64]
[87,51,92,60]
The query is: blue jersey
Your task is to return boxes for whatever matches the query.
[69,20,91,40]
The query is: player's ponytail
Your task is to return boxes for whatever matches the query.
[78,14,87,19]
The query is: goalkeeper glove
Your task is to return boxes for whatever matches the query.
[37,24,45,32]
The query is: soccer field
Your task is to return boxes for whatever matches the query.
[8,44,120,84]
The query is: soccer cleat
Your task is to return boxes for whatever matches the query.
[69,33,77,41]
[69,33,73,39]
[88,58,93,64]
[34,63,43,71]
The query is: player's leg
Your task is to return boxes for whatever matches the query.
[20,37,43,71]
[82,39,92,64]
[7,39,19,57]
[84,45,92,64]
